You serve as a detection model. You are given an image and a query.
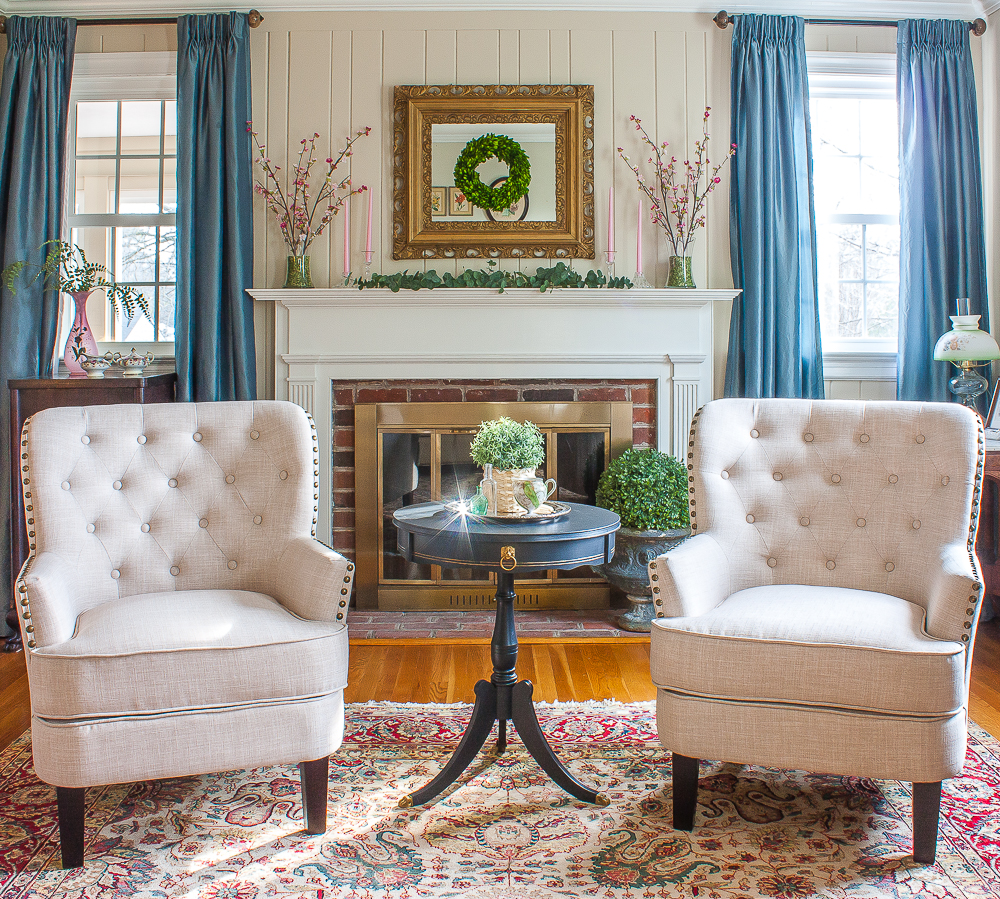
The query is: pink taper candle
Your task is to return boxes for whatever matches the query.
[607,187,615,253]
[636,201,643,275]
[366,188,373,257]
[343,196,350,275]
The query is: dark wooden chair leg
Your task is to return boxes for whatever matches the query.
[56,786,86,869]
[672,753,699,831]
[912,781,942,864]
[299,757,329,835]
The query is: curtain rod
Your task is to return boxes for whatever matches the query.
[713,10,987,36]
[0,9,264,34]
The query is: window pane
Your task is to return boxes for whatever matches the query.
[865,224,899,281]
[158,286,176,341]
[832,224,863,279]
[866,283,898,339]
[74,156,117,214]
[115,227,157,281]
[76,101,117,155]
[835,283,863,338]
[159,227,177,281]
[162,156,177,213]
[164,101,177,155]
[120,101,162,154]
[859,158,899,215]
[118,156,162,213]
[116,286,155,342]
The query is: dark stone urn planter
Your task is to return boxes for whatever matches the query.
[596,527,690,632]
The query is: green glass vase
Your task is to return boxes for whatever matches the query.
[284,255,313,289]
[666,255,695,289]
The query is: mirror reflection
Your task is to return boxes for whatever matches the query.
[430,123,556,223]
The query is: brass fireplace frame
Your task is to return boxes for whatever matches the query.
[354,401,633,610]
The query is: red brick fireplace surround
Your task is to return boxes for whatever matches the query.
[329,378,656,560]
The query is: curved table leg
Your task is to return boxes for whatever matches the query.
[510,680,609,806]
[399,679,498,808]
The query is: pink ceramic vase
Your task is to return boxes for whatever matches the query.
[64,291,99,377]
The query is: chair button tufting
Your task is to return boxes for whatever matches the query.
[193,432,203,442]
[253,515,262,525]
[113,480,123,490]
[750,428,759,438]
[250,429,260,440]
[168,478,178,488]
[888,474,898,484]
[831,474,841,484]
[721,470,729,479]
[942,476,950,486]
[225,474,235,484]
[141,523,150,533]
[915,434,925,444]
[803,432,814,442]
[81,435,90,445]
[170,565,180,576]
[110,569,121,579]
[746,513,755,524]
[279,470,288,480]
[800,517,810,526]
[767,557,777,568]
[857,518,866,528]
[826,560,836,570]
[912,520,921,529]
[860,434,870,444]
[199,519,209,529]
[773,472,782,481]
[228,560,238,570]
[61,481,70,490]
[885,562,895,572]
[137,435,147,445]
[86,523,96,533]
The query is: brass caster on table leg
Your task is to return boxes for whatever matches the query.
[595,793,611,807]
[398,795,414,809]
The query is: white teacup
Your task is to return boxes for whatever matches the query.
[512,476,557,514]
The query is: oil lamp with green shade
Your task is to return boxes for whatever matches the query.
[933,298,1000,409]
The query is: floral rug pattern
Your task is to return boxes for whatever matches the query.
[1,701,998,898]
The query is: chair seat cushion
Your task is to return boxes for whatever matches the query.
[650,585,965,716]
[29,590,348,720]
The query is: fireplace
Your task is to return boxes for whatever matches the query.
[354,397,634,610]
[250,285,738,567]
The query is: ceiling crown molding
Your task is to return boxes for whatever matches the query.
[0,0,987,21]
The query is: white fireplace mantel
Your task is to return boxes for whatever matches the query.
[250,287,739,544]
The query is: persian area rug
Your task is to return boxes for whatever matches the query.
[2,702,999,899]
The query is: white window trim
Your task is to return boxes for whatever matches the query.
[68,52,177,359]
[809,51,898,384]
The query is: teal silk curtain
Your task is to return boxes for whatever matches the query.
[725,14,824,399]
[0,17,76,639]
[897,19,988,403]
[176,12,256,402]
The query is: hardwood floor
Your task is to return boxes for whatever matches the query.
[1,619,997,753]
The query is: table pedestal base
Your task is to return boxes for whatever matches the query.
[398,570,609,809]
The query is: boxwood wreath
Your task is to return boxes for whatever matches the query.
[454,134,531,212]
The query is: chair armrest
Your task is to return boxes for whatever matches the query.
[270,537,355,623]
[18,552,78,648]
[925,542,983,644]
[648,533,730,618]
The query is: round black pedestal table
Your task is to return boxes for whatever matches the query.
[392,501,620,808]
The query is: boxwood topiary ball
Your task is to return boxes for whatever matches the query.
[596,447,689,531]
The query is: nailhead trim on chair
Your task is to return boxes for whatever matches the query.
[16,418,36,648]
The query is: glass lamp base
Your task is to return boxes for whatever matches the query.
[948,367,988,408]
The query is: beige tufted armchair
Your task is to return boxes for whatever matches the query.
[15,401,354,868]
[648,398,984,864]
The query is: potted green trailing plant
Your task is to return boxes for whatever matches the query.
[2,240,148,377]
[469,417,545,515]
[595,447,691,631]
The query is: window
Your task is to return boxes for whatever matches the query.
[808,53,899,355]
[65,53,177,352]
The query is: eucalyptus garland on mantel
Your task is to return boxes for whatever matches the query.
[355,261,632,293]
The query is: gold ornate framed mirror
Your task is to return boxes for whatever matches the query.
[392,84,595,259]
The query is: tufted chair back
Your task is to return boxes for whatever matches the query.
[20,402,318,642]
[686,398,981,624]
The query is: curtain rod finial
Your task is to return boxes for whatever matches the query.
[973,17,987,36]
[714,11,732,29]
[248,9,264,28]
